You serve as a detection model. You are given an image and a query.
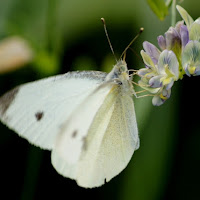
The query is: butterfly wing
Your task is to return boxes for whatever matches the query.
[52,84,139,188]
[0,71,107,150]
[51,82,116,176]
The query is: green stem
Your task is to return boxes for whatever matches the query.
[171,0,176,27]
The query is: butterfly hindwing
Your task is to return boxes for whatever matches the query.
[52,84,139,188]
[51,81,116,172]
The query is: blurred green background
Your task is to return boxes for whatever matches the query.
[0,0,200,199]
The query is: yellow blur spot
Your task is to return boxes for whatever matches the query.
[188,66,196,74]
[160,93,167,100]
[162,77,171,85]
[0,36,33,74]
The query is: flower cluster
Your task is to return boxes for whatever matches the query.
[177,5,200,76]
[138,5,200,106]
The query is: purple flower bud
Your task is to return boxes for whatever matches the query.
[180,25,189,47]
[143,41,160,64]
[149,75,163,88]
[137,68,151,76]
[162,88,171,98]
[165,27,181,50]
[152,96,165,106]
[175,21,184,34]
[157,35,166,50]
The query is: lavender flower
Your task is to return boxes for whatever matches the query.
[138,41,179,106]
[177,5,200,76]
[157,20,189,79]
[138,5,200,106]
[182,41,200,76]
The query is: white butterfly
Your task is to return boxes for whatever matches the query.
[0,59,139,188]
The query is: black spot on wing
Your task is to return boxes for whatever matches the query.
[0,87,19,115]
[82,136,87,151]
[35,111,44,121]
[72,130,78,138]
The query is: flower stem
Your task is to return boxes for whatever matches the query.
[171,0,176,27]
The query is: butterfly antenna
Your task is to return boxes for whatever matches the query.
[129,47,144,64]
[101,18,118,62]
[120,27,144,60]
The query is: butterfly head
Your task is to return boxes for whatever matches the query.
[116,60,130,80]
[105,60,134,95]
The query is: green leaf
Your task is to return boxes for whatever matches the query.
[147,0,169,20]
[165,0,172,7]
[176,5,194,28]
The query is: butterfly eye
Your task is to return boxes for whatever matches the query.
[114,79,122,85]
[121,66,126,71]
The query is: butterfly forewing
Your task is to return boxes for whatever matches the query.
[0,71,107,149]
